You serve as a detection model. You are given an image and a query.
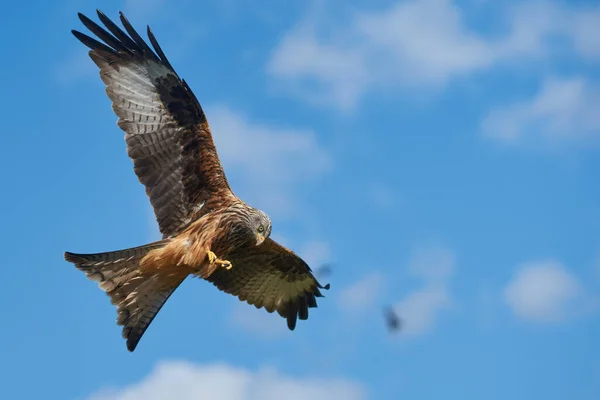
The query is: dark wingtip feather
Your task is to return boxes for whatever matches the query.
[72,29,116,54]
[77,12,94,26]
[306,293,317,308]
[96,9,139,51]
[118,11,159,62]
[64,251,75,262]
[298,297,309,320]
[77,11,132,54]
[287,313,297,330]
[147,25,175,72]
[286,299,299,330]
[126,336,139,352]
[64,251,86,265]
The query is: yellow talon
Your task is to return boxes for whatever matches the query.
[221,260,233,270]
[207,250,232,270]
[207,250,217,264]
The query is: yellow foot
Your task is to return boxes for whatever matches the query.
[207,250,217,264]
[206,250,233,270]
[219,260,233,270]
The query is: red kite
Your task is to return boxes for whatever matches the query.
[64,10,329,352]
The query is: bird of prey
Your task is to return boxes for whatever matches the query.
[64,10,330,352]
[383,306,402,332]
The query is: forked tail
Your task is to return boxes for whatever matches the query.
[64,240,186,352]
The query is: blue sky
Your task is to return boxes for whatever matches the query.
[1,0,599,399]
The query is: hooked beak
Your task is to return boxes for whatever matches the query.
[256,233,265,246]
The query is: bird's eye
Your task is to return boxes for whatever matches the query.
[257,225,265,233]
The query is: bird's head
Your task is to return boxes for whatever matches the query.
[250,208,272,246]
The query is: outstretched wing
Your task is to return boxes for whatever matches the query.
[72,10,234,238]
[206,238,331,330]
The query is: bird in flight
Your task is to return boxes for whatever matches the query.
[383,306,402,332]
[64,10,330,352]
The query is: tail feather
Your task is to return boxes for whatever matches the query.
[65,241,167,291]
[118,274,182,351]
[65,240,186,352]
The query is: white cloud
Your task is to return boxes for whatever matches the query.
[269,0,492,110]
[390,245,455,337]
[565,6,600,60]
[267,0,600,111]
[481,76,600,146]
[355,0,496,84]
[229,302,288,338]
[504,260,582,322]
[394,284,450,336]
[55,50,96,85]
[267,19,369,110]
[87,361,366,400]
[496,1,563,60]
[407,245,455,282]
[207,105,331,217]
[298,241,332,268]
[337,273,385,318]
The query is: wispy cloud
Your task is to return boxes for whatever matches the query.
[298,241,332,268]
[391,245,456,337]
[87,360,366,400]
[503,260,592,323]
[395,284,451,336]
[207,105,331,218]
[54,50,96,85]
[481,76,600,147]
[337,273,385,319]
[229,303,288,339]
[407,245,456,282]
[561,5,600,60]
[267,0,600,111]
[267,17,369,111]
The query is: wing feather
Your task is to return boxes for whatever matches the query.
[206,238,330,330]
[72,10,234,238]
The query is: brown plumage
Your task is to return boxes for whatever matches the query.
[64,10,330,352]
